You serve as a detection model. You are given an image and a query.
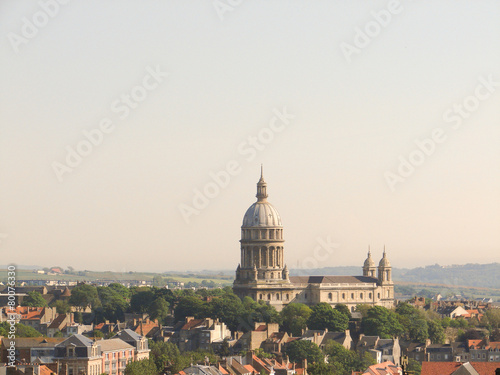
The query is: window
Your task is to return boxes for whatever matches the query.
[360,293,363,299]
[351,293,354,299]
[267,294,271,300]
[286,294,289,301]
[259,294,263,300]
[328,293,332,301]
[369,293,372,298]
[342,293,345,300]
[377,293,380,299]
[276,293,280,300]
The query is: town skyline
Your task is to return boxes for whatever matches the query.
[1,1,499,272]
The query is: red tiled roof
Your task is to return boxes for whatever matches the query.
[421,362,500,375]
[13,306,45,320]
[364,361,400,375]
[219,364,229,374]
[244,364,258,373]
[39,365,56,375]
[254,325,267,332]
[181,319,205,330]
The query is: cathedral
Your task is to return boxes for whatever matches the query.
[233,168,395,312]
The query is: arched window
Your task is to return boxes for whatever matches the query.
[351,306,355,312]
[377,293,380,299]
[267,294,271,300]
[351,293,354,299]
[360,293,363,299]
[286,294,290,301]
[259,294,263,300]
[369,293,372,299]
[276,293,280,300]
[328,293,333,301]
[342,293,345,300]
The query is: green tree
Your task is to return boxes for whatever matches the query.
[361,306,404,338]
[407,358,421,375]
[0,322,43,337]
[69,284,100,310]
[109,283,131,300]
[286,340,324,364]
[335,304,351,319]
[308,362,335,375]
[307,303,349,332]
[130,288,156,314]
[174,295,207,322]
[149,340,180,372]
[53,300,71,314]
[428,320,445,344]
[280,303,312,337]
[97,286,129,322]
[22,291,47,307]
[124,358,158,375]
[149,297,170,324]
[323,341,375,375]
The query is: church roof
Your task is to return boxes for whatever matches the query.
[242,201,282,227]
[289,275,378,284]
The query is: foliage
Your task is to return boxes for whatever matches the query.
[428,320,445,344]
[97,286,128,322]
[254,348,272,359]
[149,340,180,372]
[323,341,375,375]
[361,306,404,339]
[22,291,47,307]
[149,297,170,324]
[124,358,158,375]
[69,284,100,310]
[307,303,349,332]
[285,340,324,364]
[407,358,421,375]
[335,304,351,319]
[53,300,71,314]
[280,303,312,337]
[174,295,207,322]
[395,303,428,342]
[0,322,42,337]
[130,288,156,314]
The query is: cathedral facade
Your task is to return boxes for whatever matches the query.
[233,169,395,312]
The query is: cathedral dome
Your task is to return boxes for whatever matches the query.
[379,250,391,267]
[242,201,282,227]
[242,166,283,228]
[363,251,375,268]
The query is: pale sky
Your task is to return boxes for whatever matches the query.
[1,0,499,273]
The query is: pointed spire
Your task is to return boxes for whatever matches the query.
[256,165,268,201]
[368,245,371,257]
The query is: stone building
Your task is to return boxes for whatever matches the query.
[233,169,395,312]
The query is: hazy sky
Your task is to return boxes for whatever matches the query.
[1,0,499,273]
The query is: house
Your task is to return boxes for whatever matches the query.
[421,361,500,375]
[5,306,58,335]
[53,334,103,375]
[47,314,72,337]
[172,317,231,352]
[356,336,401,366]
[233,322,280,352]
[262,331,290,353]
[113,329,150,361]
[436,306,469,319]
[174,365,224,374]
[99,338,136,375]
[359,361,400,375]
[53,332,149,375]
[426,343,470,363]
[1,337,64,364]
[468,339,500,362]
